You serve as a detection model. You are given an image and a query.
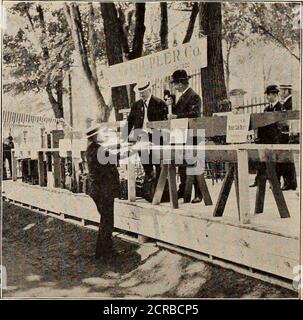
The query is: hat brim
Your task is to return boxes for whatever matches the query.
[86,131,99,139]
[170,76,191,83]
[134,82,151,93]
[264,90,279,94]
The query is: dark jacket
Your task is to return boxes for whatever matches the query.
[86,141,120,199]
[283,96,292,111]
[257,102,283,144]
[172,87,201,119]
[127,95,168,136]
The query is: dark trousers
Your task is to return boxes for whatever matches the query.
[178,165,202,198]
[254,162,282,185]
[279,163,297,189]
[91,192,114,259]
[254,161,297,190]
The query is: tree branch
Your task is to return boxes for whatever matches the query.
[88,3,98,82]
[36,4,49,59]
[244,15,299,61]
[160,2,168,49]
[129,3,146,60]
[117,6,130,55]
[183,2,199,44]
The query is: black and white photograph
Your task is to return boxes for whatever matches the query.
[0,0,302,301]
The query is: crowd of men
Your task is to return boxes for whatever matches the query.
[85,69,297,260]
[250,84,297,191]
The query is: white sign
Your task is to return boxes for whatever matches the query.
[102,38,207,87]
[226,114,251,143]
[170,118,189,144]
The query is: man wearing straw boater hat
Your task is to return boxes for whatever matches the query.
[169,69,202,203]
[126,79,168,180]
[85,124,120,260]
[280,84,292,111]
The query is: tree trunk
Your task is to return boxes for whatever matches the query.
[225,47,231,97]
[160,2,168,49]
[65,3,109,122]
[183,2,199,44]
[46,84,63,118]
[129,3,146,60]
[128,3,146,104]
[36,4,63,118]
[101,3,130,121]
[199,3,227,116]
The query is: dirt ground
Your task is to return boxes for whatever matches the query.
[2,201,297,298]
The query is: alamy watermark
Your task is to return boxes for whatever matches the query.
[94,125,206,175]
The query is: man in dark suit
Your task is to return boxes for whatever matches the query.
[250,85,285,188]
[280,84,292,111]
[169,69,202,203]
[126,80,168,178]
[279,84,297,190]
[86,125,120,260]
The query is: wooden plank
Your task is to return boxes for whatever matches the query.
[152,165,168,205]
[152,147,298,163]
[114,201,299,279]
[157,241,295,291]
[196,174,213,206]
[11,151,17,181]
[127,154,136,202]
[255,176,266,214]
[266,159,290,219]
[237,149,250,224]
[53,151,61,188]
[233,166,240,219]
[37,152,46,187]
[184,174,194,203]
[167,164,178,209]
[147,111,299,137]
[213,165,235,217]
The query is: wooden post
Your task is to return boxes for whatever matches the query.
[233,167,240,219]
[127,154,136,202]
[237,149,250,224]
[184,174,194,203]
[11,150,17,181]
[167,164,178,209]
[213,164,235,217]
[265,155,290,218]
[196,174,213,206]
[255,175,266,214]
[152,165,168,205]
[53,151,61,188]
[38,151,46,186]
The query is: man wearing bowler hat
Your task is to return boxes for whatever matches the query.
[125,79,168,180]
[86,124,120,260]
[250,84,284,188]
[170,69,202,203]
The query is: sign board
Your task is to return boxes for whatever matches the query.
[102,37,207,87]
[226,114,251,143]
